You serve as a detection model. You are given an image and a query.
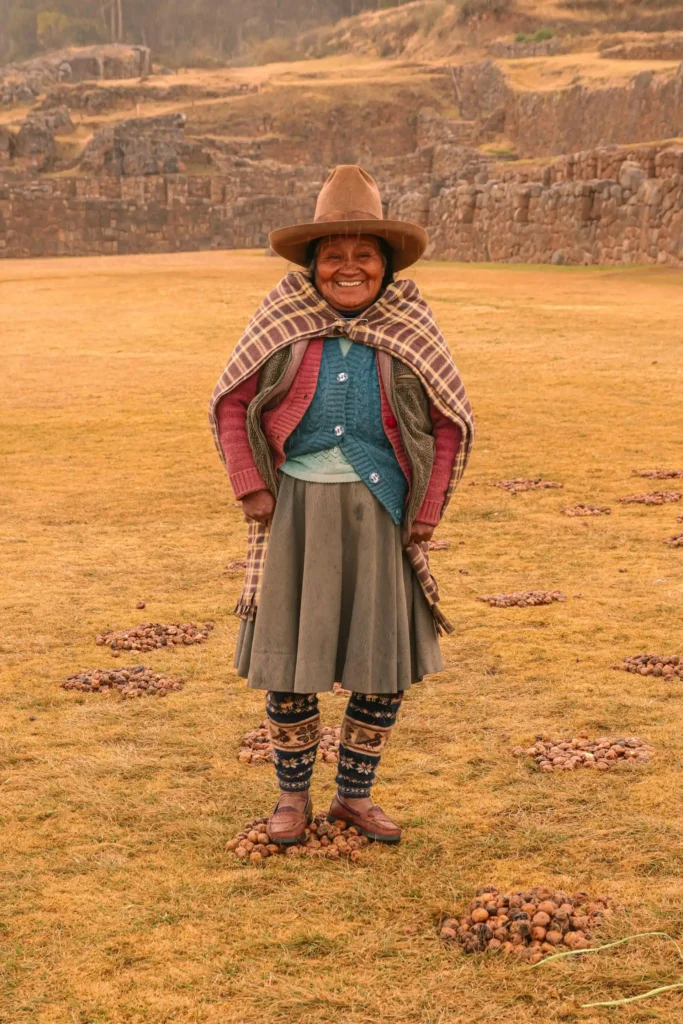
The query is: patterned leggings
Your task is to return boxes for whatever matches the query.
[266,690,404,798]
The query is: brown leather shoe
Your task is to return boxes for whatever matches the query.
[327,793,401,844]
[267,792,313,846]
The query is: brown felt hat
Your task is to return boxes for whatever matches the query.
[268,164,428,272]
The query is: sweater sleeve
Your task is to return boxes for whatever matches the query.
[415,402,463,526]
[215,373,267,500]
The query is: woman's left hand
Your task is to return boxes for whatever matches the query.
[409,521,435,545]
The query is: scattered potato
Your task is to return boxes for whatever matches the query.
[613,653,683,679]
[634,469,683,479]
[226,812,368,864]
[96,621,214,654]
[237,722,272,764]
[318,725,342,762]
[478,590,566,608]
[440,886,611,959]
[62,665,184,698]
[618,490,682,506]
[492,478,563,494]
[513,733,654,771]
[224,559,247,576]
[665,532,683,548]
[563,503,611,517]
[238,722,341,764]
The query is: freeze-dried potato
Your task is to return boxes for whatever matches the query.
[62,665,184,699]
[492,478,563,494]
[614,654,683,679]
[238,722,341,764]
[563,503,611,517]
[440,886,613,962]
[478,590,566,607]
[96,621,214,655]
[513,733,654,771]
[618,491,682,506]
[224,559,247,576]
[634,469,683,480]
[226,812,369,864]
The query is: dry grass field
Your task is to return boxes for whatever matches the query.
[2,252,683,1024]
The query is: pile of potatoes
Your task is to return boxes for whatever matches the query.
[563,503,611,517]
[62,665,184,698]
[96,621,214,655]
[238,723,341,764]
[478,590,566,608]
[665,532,683,548]
[493,478,563,494]
[319,725,342,762]
[226,812,369,864]
[614,653,683,679]
[238,722,272,763]
[224,559,247,576]
[440,886,611,961]
[513,733,653,771]
[619,490,682,506]
[635,469,683,479]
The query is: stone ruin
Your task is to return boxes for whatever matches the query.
[453,58,683,158]
[3,131,683,265]
[0,44,151,106]
[600,34,683,61]
[79,113,187,176]
[2,45,683,265]
[488,38,571,58]
[10,105,75,173]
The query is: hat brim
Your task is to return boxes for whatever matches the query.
[268,219,428,273]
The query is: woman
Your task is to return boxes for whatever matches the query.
[210,165,474,846]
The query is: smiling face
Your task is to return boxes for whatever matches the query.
[313,234,387,313]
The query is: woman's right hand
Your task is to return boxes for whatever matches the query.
[242,489,276,527]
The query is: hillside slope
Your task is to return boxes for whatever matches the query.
[295,0,683,61]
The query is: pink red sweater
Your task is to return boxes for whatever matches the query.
[216,339,462,526]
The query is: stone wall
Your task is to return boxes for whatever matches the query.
[1,45,151,106]
[455,60,683,157]
[600,36,683,61]
[2,142,683,265]
[0,172,319,258]
[423,148,683,266]
[488,38,571,58]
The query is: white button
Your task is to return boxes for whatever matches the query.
[369,472,380,484]
[334,425,344,437]
[337,372,349,383]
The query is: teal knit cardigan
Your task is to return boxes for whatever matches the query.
[284,338,408,523]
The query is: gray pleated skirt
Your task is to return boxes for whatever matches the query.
[234,475,443,694]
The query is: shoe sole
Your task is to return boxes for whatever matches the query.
[326,814,401,844]
[268,833,306,847]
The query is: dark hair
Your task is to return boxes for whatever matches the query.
[307,235,395,290]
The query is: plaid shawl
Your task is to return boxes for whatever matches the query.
[209,271,474,633]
